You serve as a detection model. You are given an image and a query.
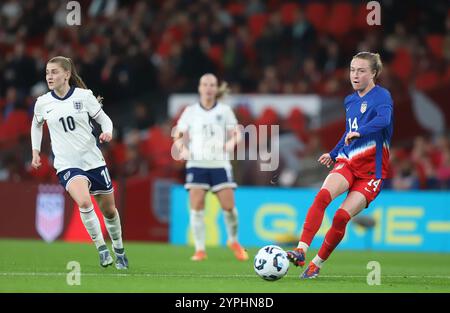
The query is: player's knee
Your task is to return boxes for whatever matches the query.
[190,199,205,210]
[103,210,116,219]
[102,204,116,219]
[78,199,93,209]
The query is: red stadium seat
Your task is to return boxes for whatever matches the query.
[156,31,174,58]
[143,125,176,177]
[305,3,328,33]
[286,107,309,142]
[426,34,444,59]
[280,2,300,25]
[391,48,413,82]
[0,110,30,141]
[235,105,253,127]
[327,3,354,37]
[316,118,345,152]
[444,65,450,83]
[28,154,54,182]
[415,71,440,91]
[248,13,269,39]
[287,107,306,132]
[111,141,127,166]
[354,4,371,30]
[255,107,279,127]
[226,2,245,16]
[208,44,224,69]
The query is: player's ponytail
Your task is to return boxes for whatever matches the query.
[353,52,383,80]
[48,56,103,104]
[216,81,231,101]
[67,57,88,89]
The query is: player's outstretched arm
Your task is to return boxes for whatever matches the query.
[94,110,113,143]
[30,117,43,169]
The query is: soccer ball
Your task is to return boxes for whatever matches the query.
[253,245,289,281]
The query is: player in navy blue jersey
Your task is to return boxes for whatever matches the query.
[286,52,393,278]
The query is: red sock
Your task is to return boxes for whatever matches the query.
[299,189,332,246]
[318,208,351,261]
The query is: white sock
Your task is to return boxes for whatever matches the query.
[297,241,309,253]
[79,206,105,249]
[223,207,238,243]
[312,255,325,268]
[190,210,205,252]
[103,210,124,251]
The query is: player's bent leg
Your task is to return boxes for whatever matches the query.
[339,191,367,218]
[67,177,111,267]
[302,191,366,279]
[189,188,208,261]
[67,176,94,209]
[95,193,128,269]
[216,188,248,261]
[288,173,351,267]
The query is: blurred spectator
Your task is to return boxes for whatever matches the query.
[411,136,439,189]
[390,149,420,190]
[132,102,154,132]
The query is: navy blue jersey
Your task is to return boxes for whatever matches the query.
[329,85,394,179]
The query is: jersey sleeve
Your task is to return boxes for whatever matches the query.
[329,132,346,161]
[357,97,393,137]
[84,89,103,118]
[33,98,44,124]
[329,97,350,160]
[176,107,190,133]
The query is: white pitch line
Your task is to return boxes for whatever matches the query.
[1,272,450,279]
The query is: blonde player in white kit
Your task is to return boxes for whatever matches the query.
[30,56,128,269]
[174,73,248,261]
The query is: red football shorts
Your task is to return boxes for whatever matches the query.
[330,161,384,207]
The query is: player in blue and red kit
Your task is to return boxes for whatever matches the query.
[287,52,394,278]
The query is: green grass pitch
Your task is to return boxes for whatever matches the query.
[1,239,449,293]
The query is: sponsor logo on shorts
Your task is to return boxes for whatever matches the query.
[63,171,71,181]
[336,163,344,170]
[186,173,194,183]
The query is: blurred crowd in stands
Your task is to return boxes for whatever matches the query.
[0,0,449,189]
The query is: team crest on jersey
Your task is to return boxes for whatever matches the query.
[360,101,367,113]
[73,100,83,112]
[35,184,65,242]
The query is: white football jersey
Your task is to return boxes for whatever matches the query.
[34,87,106,173]
[176,102,238,169]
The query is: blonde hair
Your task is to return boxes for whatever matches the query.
[48,56,103,103]
[352,52,383,80]
[216,81,230,100]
